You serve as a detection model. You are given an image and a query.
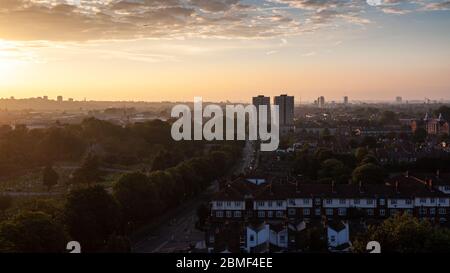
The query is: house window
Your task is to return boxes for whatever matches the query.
[367,209,374,216]
[405,199,412,205]
[405,209,413,215]
[209,235,215,243]
[303,208,310,216]
[390,209,398,216]
[303,199,310,205]
[326,199,332,205]
[216,211,224,218]
[226,201,232,207]
[391,199,397,205]
[439,198,446,204]
[288,199,296,206]
[276,211,284,217]
[234,211,242,217]
[280,235,286,244]
[257,201,265,207]
[326,209,333,216]
[439,208,447,215]
[430,198,436,204]
[258,211,265,218]
[268,201,273,207]
[354,199,360,205]
[419,208,427,215]
[379,209,386,216]
[267,211,274,218]
[315,199,321,206]
[367,199,374,205]
[217,202,223,207]
[444,186,450,191]
[430,208,436,216]
[420,198,426,203]
[379,199,385,206]
[277,201,283,207]
[226,211,232,218]
[288,208,296,216]
[315,208,321,216]
[339,199,346,205]
[330,235,336,242]
[235,201,241,207]
[250,235,255,242]
[338,208,347,216]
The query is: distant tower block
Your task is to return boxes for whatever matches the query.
[57,96,63,102]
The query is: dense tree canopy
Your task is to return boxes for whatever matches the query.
[64,186,120,252]
[0,211,67,253]
[354,214,450,253]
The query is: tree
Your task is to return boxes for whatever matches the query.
[413,128,427,143]
[0,211,67,253]
[0,195,12,214]
[64,186,120,252]
[352,163,385,184]
[196,203,209,229]
[105,235,131,253]
[113,172,160,223]
[380,110,399,125]
[434,106,450,121]
[354,147,369,163]
[42,165,59,191]
[318,159,350,184]
[353,214,450,253]
[71,154,102,185]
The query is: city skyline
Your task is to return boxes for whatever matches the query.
[1,0,450,102]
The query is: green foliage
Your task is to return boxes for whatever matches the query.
[113,172,161,223]
[434,106,450,121]
[0,211,67,253]
[318,159,351,184]
[353,214,450,253]
[42,165,59,191]
[71,154,102,185]
[352,163,385,184]
[0,195,12,213]
[413,128,427,143]
[354,147,369,163]
[64,186,120,252]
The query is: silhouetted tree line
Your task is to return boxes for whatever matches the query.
[0,141,243,252]
[0,118,203,176]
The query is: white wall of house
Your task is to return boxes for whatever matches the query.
[254,200,287,210]
[246,224,270,252]
[327,222,350,248]
[211,200,245,210]
[387,199,414,209]
[287,198,313,208]
[437,186,450,195]
[414,197,449,207]
[269,229,288,248]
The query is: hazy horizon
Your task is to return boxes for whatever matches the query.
[1,0,450,102]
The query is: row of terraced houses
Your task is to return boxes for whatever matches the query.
[205,172,450,252]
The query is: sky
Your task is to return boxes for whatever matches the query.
[0,0,449,103]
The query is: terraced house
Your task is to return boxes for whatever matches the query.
[206,172,450,252]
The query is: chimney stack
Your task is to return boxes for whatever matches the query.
[395,181,399,193]
[359,181,364,193]
[437,169,440,179]
[428,179,433,191]
[332,181,336,194]
[296,181,300,193]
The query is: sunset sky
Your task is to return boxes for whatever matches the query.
[0,0,449,102]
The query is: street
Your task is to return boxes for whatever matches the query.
[132,141,255,253]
